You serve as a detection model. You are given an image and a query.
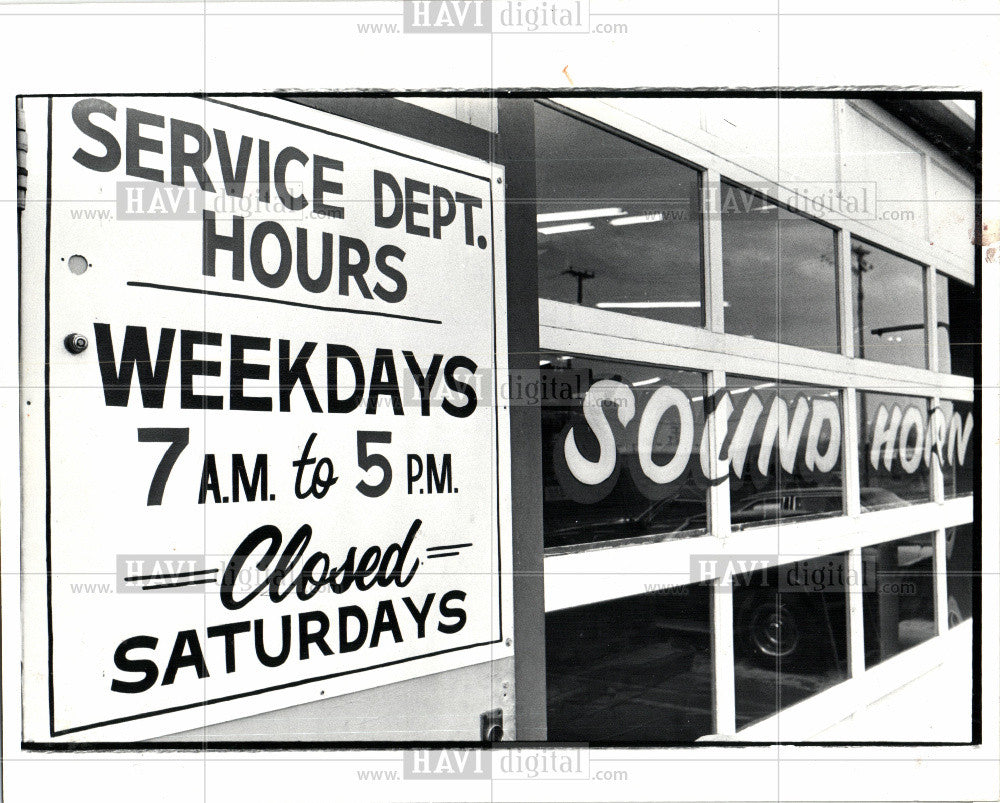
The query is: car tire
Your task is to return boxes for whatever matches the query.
[736,593,810,669]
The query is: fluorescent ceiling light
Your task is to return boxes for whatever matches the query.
[539,360,551,366]
[632,377,660,387]
[597,301,702,309]
[538,222,595,235]
[537,207,625,223]
[597,301,730,310]
[730,382,776,397]
[610,213,664,226]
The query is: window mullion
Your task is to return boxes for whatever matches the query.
[711,575,737,736]
[706,368,732,537]
[927,268,944,506]
[846,547,867,678]
[706,366,735,736]
[930,393,946,504]
[933,528,950,635]
[703,169,726,333]
[837,228,855,357]
[843,387,863,518]
[926,265,940,373]
[845,385,867,679]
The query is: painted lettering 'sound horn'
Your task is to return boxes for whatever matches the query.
[868,403,973,474]
[554,376,974,506]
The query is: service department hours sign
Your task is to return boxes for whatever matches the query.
[18,96,513,741]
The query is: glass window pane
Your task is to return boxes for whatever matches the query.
[937,272,977,378]
[862,533,936,668]
[851,238,927,368]
[720,182,839,352]
[857,392,932,509]
[546,583,713,742]
[535,103,705,326]
[726,377,844,530]
[734,554,850,728]
[939,399,975,499]
[945,524,975,628]
[540,353,708,551]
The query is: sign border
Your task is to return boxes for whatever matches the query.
[33,95,508,739]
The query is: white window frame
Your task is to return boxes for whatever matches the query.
[536,97,976,740]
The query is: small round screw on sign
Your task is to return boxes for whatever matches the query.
[64,333,89,354]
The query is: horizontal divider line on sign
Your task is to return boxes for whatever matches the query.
[128,281,443,326]
[142,577,218,591]
[123,568,218,583]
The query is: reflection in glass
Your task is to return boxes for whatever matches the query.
[546,583,713,742]
[534,103,705,326]
[857,392,931,508]
[540,353,708,551]
[720,182,839,352]
[734,554,849,728]
[945,524,975,628]
[939,399,975,499]
[726,377,843,530]
[852,238,927,368]
[937,272,977,378]
[862,533,936,668]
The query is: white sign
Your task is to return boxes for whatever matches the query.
[19,96,513,741]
